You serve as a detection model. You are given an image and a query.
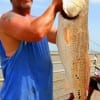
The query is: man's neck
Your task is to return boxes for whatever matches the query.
[12,8,31,16]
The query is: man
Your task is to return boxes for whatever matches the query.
[0,0,62,100]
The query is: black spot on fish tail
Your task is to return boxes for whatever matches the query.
[77,90,81,99]
[75,74,80,80]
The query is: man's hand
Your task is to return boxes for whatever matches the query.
[51,0,62,12]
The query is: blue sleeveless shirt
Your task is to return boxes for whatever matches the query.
[0,37,53,100]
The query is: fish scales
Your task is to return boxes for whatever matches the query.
[57,0,90,99]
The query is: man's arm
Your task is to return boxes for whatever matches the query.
[0,0,62,42]
[47,27,57,44]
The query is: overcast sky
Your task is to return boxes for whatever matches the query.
[0,0,100,51]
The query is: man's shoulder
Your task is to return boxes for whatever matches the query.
[0,11,12,25]
[0,11,10,19]
[0,12,10,30]
[0,11,24,22]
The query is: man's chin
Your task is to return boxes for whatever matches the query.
[21,3,32,9]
